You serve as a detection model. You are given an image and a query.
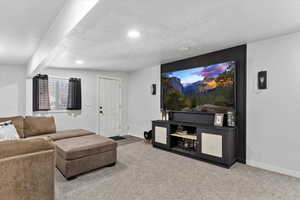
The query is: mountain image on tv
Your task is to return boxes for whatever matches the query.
[162,61,235,113]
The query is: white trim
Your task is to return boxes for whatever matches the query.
[48,75,69,80]
[34,110,70,114]
[96,75,123,136]
[97,75,122,82]
[127,132,144,139]
[96,76,100,135]
[247,160,300,178]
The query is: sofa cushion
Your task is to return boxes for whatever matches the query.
[0,116,24,138]
[0,121,20,141]
[50,129,95,141]
[24,116,56,137]
[0,138,54,159]
[55,135,117,160]
[28,129,95,141]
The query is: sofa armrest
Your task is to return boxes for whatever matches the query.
[0,138,55,160]
[0,138,55,200]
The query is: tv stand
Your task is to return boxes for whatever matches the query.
[152,120,236,168]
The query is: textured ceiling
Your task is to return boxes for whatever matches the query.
[0,0,66,65]
[1,0,300,70]
[48,0,300,71]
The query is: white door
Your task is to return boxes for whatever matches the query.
[98,77,122,137]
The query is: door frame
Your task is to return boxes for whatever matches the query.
[96,75,123,136]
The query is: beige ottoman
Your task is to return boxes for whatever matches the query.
[55,135,117,179]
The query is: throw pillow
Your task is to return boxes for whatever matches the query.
[0,120,20,141]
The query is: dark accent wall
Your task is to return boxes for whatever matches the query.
[161,45,247,163]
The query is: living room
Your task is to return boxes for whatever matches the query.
[1,0,300,200]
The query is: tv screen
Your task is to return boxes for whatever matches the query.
[162,61,235,113]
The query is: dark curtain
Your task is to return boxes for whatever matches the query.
[32,74,50,111]
[67,78,82,110]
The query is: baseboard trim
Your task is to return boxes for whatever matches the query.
[247,160,300,179]
[127,132,144,139]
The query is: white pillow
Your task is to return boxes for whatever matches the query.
[0,120,20,141]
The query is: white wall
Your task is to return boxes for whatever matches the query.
[127,65,161,138]
[26,68,128,133]
[247,32,300,178]
[0,65,26,117]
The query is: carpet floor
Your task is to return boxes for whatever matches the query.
[56,141,300,200]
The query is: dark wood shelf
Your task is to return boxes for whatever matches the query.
[170,133,197,140]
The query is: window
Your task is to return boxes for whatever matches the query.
[33,75,81,112]
[48,78,69,110]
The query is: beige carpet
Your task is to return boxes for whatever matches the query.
[115,135,143,146]
[56,141,300,200]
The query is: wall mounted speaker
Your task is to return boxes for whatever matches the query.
[151,84,156,95]
[258,71,267,89]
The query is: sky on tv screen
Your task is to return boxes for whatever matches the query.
[163,61,235,86]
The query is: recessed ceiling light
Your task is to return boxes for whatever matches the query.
[76,60,84,64]
[127,30,141,39]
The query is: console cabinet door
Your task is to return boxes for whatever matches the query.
[201,133,223,158]
[154,126,168,145]
[197,127,236,167]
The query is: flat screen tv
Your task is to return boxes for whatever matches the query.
[162,61,235,113]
